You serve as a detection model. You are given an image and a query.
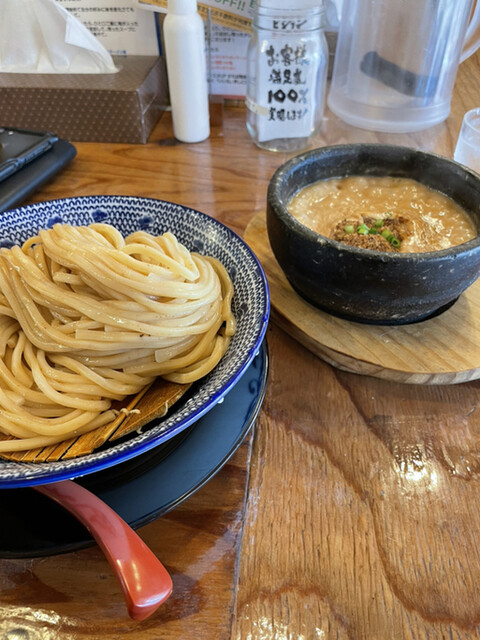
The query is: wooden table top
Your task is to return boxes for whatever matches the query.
[1,51,480,640]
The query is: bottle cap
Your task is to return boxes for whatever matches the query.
[167,0,198,14]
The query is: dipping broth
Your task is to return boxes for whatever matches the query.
[287,175,477,253]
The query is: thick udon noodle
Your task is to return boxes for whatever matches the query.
[0,223,236,452]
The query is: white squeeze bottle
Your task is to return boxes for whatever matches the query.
[163,0,210,143]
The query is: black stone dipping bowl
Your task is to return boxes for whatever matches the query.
[266,144,480,325]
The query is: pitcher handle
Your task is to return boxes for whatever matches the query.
[461,1,480,62]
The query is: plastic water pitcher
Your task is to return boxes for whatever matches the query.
[327,0,480,132]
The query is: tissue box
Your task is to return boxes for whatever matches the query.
[0,56,167,144]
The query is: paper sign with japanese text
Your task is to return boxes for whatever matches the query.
[136,0,255,32]
[57,0,160,55]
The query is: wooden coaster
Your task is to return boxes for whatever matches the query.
[245,212,480,384]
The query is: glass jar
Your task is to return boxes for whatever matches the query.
[246,0,328,152]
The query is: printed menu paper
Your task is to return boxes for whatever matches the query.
[57,0,160,55]
[136,0,254,32]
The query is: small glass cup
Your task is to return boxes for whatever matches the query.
[454,107,480,173]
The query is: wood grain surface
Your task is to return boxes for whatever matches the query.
[0,48,480,640]
[245,211,480,384]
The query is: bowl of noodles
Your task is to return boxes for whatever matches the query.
[0,196,270,488]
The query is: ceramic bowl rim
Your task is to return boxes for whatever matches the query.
[0,195,271,487]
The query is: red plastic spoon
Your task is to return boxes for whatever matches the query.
[35,479,173,621]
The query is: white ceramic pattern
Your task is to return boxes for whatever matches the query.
[0,196,270,488]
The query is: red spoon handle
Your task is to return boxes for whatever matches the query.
[35,479,173,621]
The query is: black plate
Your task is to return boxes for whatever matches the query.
[0,342,268,558]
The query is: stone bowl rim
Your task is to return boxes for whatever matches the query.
[267,142,480,262]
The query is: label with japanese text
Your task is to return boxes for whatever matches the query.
[253,28,318,142]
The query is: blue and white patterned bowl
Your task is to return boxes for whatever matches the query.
[0,196,270,488]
